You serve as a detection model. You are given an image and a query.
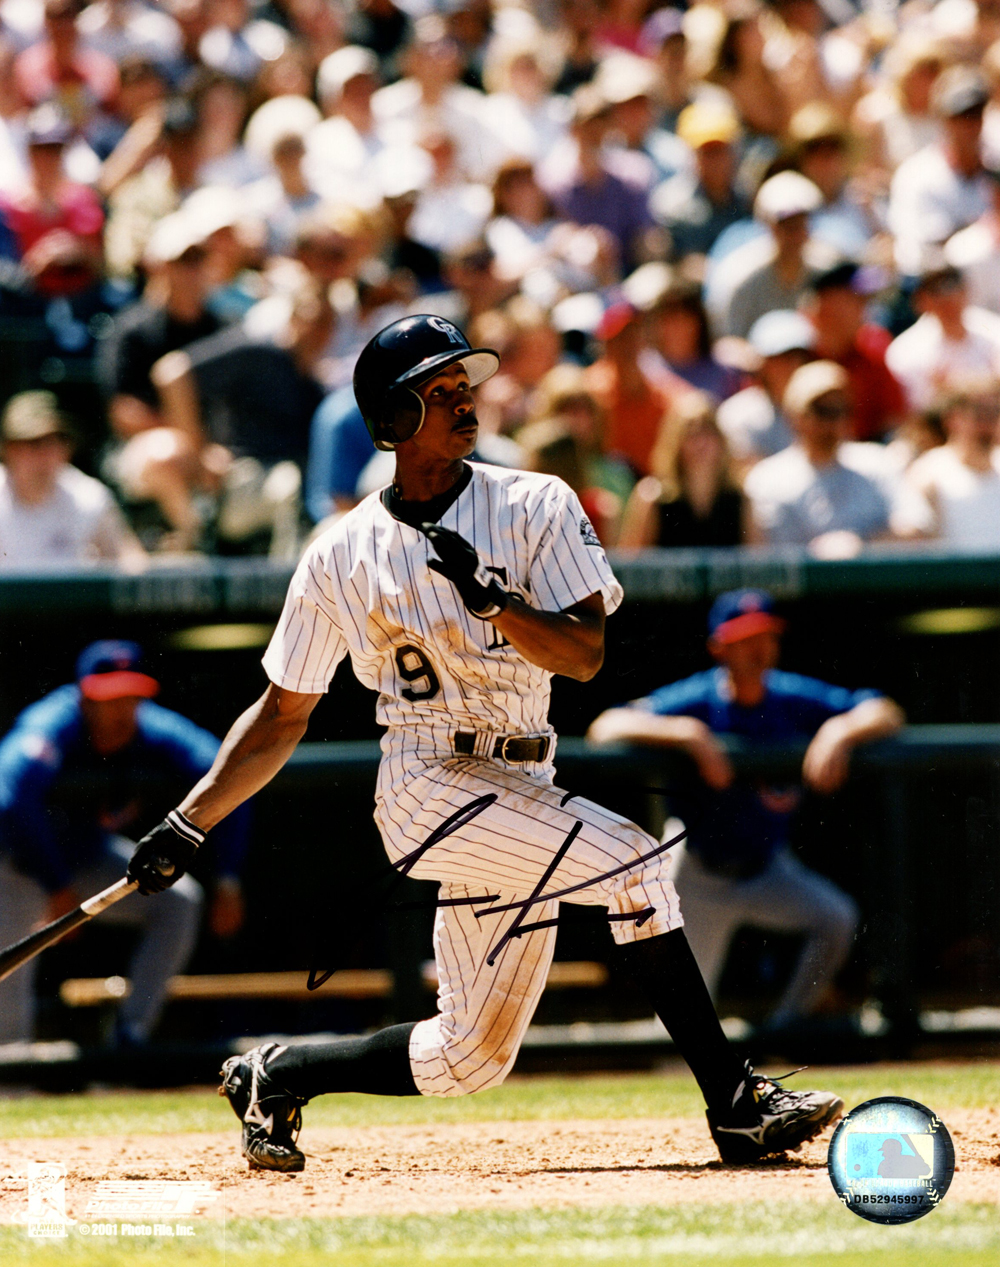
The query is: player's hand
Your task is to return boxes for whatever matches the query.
[679,719,734,790]
[127,812,204,895]
[419,523,508,618]
[802,721,852,794]
[209,878,245,938]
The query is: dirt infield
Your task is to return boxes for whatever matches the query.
[2,1108,998,1221]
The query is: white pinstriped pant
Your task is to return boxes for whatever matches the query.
[374,752,684,1098]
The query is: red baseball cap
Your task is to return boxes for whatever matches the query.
[76,640,159,701]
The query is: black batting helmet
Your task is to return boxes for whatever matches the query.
[353,314,500,451]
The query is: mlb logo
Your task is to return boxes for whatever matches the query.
[846,1132,934,1179]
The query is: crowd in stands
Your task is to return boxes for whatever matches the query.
[3,0,1000,569]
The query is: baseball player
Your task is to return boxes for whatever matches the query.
[588,589,904,1033]
[0,641,250,1047]
[125,315,844,1173]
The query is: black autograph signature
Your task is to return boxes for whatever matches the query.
[307,791,685,987]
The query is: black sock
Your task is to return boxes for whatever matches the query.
[615,928,745,1113]
[268,1022,421,1101]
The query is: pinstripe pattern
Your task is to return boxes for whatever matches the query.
[261,462,678,1099]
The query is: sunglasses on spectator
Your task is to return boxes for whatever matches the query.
[810,400,851,421]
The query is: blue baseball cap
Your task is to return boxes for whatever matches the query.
[708,590,786,645]
[76,640,159,701]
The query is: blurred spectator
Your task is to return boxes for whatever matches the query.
[480,33,569,165]
[307,44,384,206]
[583,298,689,477]
[305,384,370,521]
[542,83,654,275]
[802,260,906,442]
[471,299,562,436]
[653,100,751,261]
[77,0,184,74]
[745,360,928,554]
[907,376,1000,548]
[0,390,144,568]
[588,589,901,1032]
[345,0,410,65]
[711,170,833,339]
[704,7,788,141]
[102,95,201,280]
[618,391,744,548]
[852,32,946,179]
[406,129,492,255]
[889,65,993,277]
[945,162,1000,315]
[0,639,249,1046]
[885,261,1000,413]
[643,268,742,399]
[244,94,322,255]
[717,309,815,470]
[372,14,502,183]
[517,417,619,544]
[639,6,691,133]
[189,68,264,187]
[197,0,287,83]
[0,104,105,299]
[15,0,119,123]
[150,279,329,555]
[786,101,873,257]
[552,0,601,96]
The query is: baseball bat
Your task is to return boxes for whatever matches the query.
[0,857,174,983]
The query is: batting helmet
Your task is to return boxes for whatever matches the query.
[353,314,500,451]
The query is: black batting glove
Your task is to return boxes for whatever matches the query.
[420,523,508,619]
[127,810,205,895]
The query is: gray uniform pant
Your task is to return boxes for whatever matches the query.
[665,834,860,1025]
[0,836,202,1044]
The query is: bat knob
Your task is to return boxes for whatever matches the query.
[153,856,176,878]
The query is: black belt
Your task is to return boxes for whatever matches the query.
[454,732,551,763]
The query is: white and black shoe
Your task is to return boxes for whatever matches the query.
[707,1061,844,1164]
[219,1043,307,1173]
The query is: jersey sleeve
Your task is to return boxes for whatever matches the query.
[627,675,713,720]
[262,538,348,693]
[772,671,883,730]
[527,479,624,615]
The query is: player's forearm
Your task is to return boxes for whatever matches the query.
[587,709,704,748]
[490,596,604,681]
[176,686,315,830]
[827,696,905,747]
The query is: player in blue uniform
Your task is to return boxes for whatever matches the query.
[0,640,250,1046]
[589,589,904,1031]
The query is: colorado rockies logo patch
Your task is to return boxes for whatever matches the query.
[579,516,600,546]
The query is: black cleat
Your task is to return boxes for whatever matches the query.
[707,1062,844,1165]
[219,1042,307,1173]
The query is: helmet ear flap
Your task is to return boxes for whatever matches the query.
[376,385,425,450]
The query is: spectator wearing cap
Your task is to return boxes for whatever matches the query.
[0,640,251,1047]
[541,83,655,275]
[652,101,752,260]
[717,308,816,469]
[906,375,1000,549]
[639,6,691,133]
[851,32,947,179]
[745,360,930,554]
[944,161,1000,315]
[0,391,144,569]
[0,104,105,299]
[593,51,668,190]
[786,101,873,258]
[802,260,906,442]
[307,45,385,206]
[243,95,322,256]
[888,65,993,276]
[14,0,119,120]
[583,296,690,477]
[885,261,1000,412]
[371,15,503,184]
[479,34,569,168]
[711,170,835,340]
[588,589,902,1034]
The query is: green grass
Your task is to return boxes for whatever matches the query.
[1,1202,998,1266]
[1,1061,998,1139]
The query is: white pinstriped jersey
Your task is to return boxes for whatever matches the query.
[262,463,623,745]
